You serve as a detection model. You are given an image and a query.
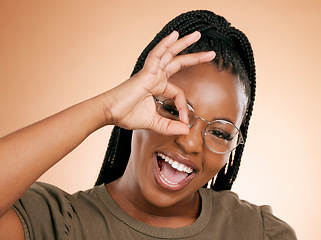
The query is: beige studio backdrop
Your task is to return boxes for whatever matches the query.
[1,0,320,239]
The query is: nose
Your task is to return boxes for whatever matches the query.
[175,120,204,154]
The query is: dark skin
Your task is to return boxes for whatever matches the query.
[107,62,246,228]
[0,31,213,237]
[0,31,226,238]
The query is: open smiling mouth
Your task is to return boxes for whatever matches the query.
[155,152,196,191]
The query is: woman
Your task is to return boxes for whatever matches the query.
[0,10,296,239]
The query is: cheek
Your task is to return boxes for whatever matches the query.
[203,152,230,176]
[130,130,155,187]
[131,129,159,150]
[131,130,151,163]
[130,129,166,166]
[130,130,147,173]
[132,129,172,149]
[131,129,144,152]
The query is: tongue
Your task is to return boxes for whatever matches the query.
[159,160,188,184]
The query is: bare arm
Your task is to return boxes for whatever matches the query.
[0,31,214,231]
[0,95,107,217]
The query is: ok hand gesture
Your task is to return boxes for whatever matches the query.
[103,31,215,135]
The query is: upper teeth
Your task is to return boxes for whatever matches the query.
[157,153,194,174]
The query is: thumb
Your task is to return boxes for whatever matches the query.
[150,116,189,135]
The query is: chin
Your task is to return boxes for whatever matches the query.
[140,186,191,209]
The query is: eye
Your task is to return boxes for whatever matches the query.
[156,99,181,121]
[163,104,179,117]
[208,129,233,141]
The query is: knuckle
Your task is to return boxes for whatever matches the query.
[168,49,176,58]
[165,70,171,79]
[179,63,186,71]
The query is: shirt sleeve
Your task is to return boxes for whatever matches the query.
[13,182,74,240]
[260,205,297,240]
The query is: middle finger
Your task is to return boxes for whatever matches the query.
[159,31,201,70]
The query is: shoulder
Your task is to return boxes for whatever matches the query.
[201,188,261,215]
[13,182,75,239]
[199,188,297,240]
[15,182,109,218]
[259,205,297,240]
[15,181,106,204]
[14,182,75,220]
[13,182,109,240]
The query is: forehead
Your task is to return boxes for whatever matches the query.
[168,63,245,126]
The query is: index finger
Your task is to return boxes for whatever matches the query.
[158,31,201,70]
[161,82,189,125]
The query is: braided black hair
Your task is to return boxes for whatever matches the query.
[95,10,256,191]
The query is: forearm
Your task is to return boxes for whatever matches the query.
[0,94,107,217]
[0,31,214,218]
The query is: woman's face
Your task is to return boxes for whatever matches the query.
[128,62,246,208]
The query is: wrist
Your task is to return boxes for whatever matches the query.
[93,91,118,127]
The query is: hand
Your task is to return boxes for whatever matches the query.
[103,31,215,135]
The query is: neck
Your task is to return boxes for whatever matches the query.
[106,177,201,228]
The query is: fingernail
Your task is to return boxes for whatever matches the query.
[192,31,201,39]
[169,30,179,38]
[205,51,216,59]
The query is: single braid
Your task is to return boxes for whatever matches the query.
[95,127,132,185]
[95,10,256,191]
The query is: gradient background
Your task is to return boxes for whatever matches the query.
[1,0,320,239]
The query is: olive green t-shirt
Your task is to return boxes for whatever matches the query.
[13,182,296,239]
